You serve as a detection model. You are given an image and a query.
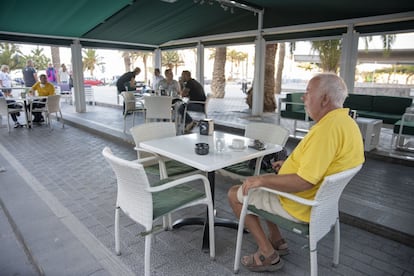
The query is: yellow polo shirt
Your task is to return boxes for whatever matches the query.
[31,82,55,96]
[278,108,365,222]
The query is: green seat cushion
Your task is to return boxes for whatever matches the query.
[372,96,412,115]
[223,162,273,176]
[393,120,414,135]
[145,160,196,177]
[344,94,373,111]
[281,110,309,121]
[248,205,309,235]
[152,182,205,219]
[285,93,305,112]
[358,111,401,124]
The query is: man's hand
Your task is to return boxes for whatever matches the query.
[271,160,284,174]
[242,176,263,196]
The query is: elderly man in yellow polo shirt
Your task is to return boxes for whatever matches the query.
[228,73,365,272]
[29,74,55,123]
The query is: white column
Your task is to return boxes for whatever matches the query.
[196,42,204,85]
[340,25,359,93]
[71,40,86,112]
[153,49,162,70]
[252,11,265,116]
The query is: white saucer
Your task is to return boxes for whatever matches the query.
[229,145,246,151]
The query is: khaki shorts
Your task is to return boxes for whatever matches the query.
[237,186,303,223]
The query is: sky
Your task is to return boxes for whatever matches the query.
[10,32,414,80]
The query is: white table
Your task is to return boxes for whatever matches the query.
[356,117,383,151]
[140,131,282,250]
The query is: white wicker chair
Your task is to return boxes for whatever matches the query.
[30,95,64,129]
[121,91,145,133]
[144,95,173,122]
[102,147,215,276]
[0,97,23,132]
[233,165,362,276]
[219,123,289,180]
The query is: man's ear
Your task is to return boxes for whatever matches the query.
[321,93,330,107]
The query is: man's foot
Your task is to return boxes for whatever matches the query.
[184,121,196,133]
[241,250,284,272]
[269,238,289,256]
[14,122,22,128]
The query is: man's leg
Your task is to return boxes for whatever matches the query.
[228,186,278,262]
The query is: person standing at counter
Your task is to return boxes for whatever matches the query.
[116,67,141,114]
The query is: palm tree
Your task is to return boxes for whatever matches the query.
[246,44,277,112]
[82,49,104,76]
[0,43,24,70]
[51,46,61,72]
[311,40,341,73]
[162,51,184,75]
[25,46,50,70]
[210,47,226,98]
[122,51,132,72]
[275,42,286,95]
[132,52,150,82]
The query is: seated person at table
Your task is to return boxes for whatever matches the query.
[227,73,365,272]
[158,69,181,98]
[178,70,206,133]
[0,90,22,128]
[29,74,55,123]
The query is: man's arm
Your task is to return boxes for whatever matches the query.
[181,87,189,97]
[241,173,313,196]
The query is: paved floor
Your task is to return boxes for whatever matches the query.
[0,98,413,275]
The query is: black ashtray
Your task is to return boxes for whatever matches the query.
[195,143,209,155]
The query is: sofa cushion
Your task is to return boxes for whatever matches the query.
[344,94,373,111]
[394,120,414,136]
[285,93,304,112]
[372,96,412,115]
[281,110,310,121]
[358,111,401,124]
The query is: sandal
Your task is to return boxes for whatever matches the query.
[241,250,284,272]
[270,238,289,256]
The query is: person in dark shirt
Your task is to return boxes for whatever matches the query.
[179,70,206,132]
[22,60,38,87]
[116,67,141,94]
[116,67,141,115]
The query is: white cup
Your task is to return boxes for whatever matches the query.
[231,138,244,149]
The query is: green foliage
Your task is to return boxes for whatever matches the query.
[24,46,50,70]
[162,51,184,70]
[311,40,341,73]
[0,43,24,70]
[82,49,104,76]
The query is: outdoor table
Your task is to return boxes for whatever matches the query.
[140,131,282,251]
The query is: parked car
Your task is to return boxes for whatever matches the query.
[84,77,104,86]
[13,78,25,86]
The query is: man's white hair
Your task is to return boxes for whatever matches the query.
[313,73,348,107]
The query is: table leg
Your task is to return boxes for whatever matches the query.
[172,171,241,252]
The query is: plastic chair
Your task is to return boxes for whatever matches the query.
[121,91,145,133]
[102,147,215,276]
[30,95,64,129]
[144,95,173,122]
[84,85,95,105]
[219,123,289,180]
[0,97,23,132]
[233,165,363,276]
